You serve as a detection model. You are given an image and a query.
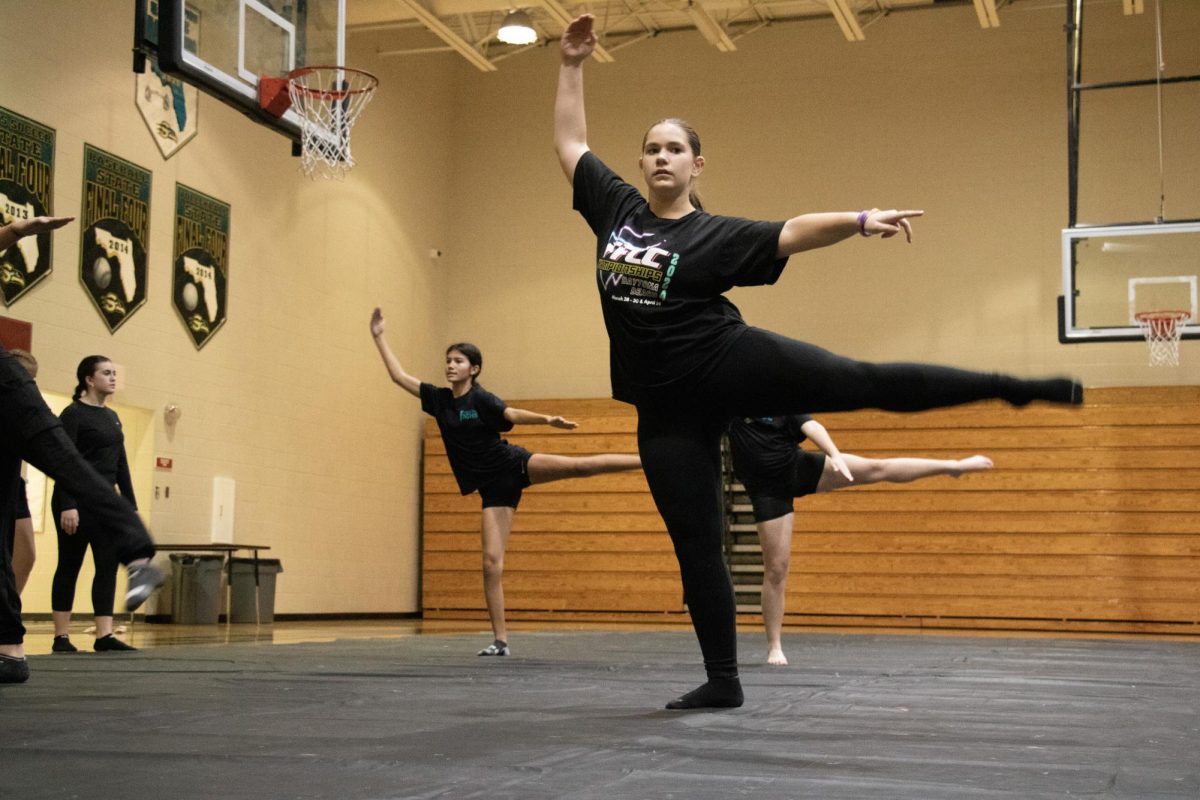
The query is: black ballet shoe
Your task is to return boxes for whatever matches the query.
[1003,376,1084,407]
[665,677,744,710]
[51,635,78,654]
[94,634,137,653]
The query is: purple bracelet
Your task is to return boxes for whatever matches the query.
[857,210,871,237]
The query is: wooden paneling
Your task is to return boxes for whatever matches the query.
[422,388,1200,635]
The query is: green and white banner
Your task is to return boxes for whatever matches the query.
[172,184,229,349]
[79,144,152,333]
[0,106,56,306]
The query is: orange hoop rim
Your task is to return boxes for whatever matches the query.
[1134,310,1192,324]
[287,66,379,101]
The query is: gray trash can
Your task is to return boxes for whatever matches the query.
[228,557,283,624]
[169,554,224,624]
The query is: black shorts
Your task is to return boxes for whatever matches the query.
[13,476,30,520]
[477,449,534,509]
[744,451,826,523]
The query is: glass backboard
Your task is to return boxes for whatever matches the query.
[1059,222,1200,343]
[136,0,345,144]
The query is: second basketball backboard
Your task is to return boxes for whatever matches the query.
[136,0,346,144]
[1059,222,1200,343]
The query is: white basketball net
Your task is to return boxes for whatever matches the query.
[1135,311,1189,367]
[287,67,378,179]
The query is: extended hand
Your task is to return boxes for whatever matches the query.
[561,15,597,65]
[862,208,923,242]
[829,454,854,482]
[370,307,386,338]
[548,416,578,429]
[14,215,74,237]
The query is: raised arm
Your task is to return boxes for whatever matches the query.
[369,307,421,398]
[776,208,923,258]
[0,215,74,252]
[554,15,597,184]
[504,406,578,429]
[799,418,853,482]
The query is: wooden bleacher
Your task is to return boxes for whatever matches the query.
[422,387,1200,636]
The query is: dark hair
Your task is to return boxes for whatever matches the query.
[642,117,705,212]
[73,355,111,400]
[446,343,482,384]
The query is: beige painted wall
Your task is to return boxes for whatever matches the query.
[4,2,1198,617]
[3,1,455,615]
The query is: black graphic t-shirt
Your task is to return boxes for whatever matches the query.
[572,151,789,404]
[727,414,813,490]
[420,382,520,495]
[53,401,136,511]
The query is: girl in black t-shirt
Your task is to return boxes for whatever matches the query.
[728,415,992,667]
[370,308,641,657]
[555,14,1082,710]
[51,356,140,653]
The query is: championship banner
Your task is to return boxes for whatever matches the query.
[172,184,229,349]
[80,145,152,333]
[0,107,56,306]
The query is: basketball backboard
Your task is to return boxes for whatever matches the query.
[134,0,345,144]
[1059,222,1200,343]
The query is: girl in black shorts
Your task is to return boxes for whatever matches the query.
[728,414,992,666]
[555,14,1082,709]
[370,308,642,657]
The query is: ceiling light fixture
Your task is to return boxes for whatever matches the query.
[497,9,538,45]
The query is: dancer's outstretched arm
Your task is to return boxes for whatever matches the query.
[369,307,421,397]
[777,208,923,257]
[504,407,578,429]
[554,14,596,183]
[0,215,74,251]
[799,418,853,482]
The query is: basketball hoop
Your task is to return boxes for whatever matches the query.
[1134,310,1190,367]
[260,66,378,179]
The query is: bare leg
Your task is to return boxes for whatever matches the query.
[52,610,71,637]
[756,513,794,666]
[816,453,993,493]
[480,506,514,644]
[12,517,34,594]
[526,452,641,485]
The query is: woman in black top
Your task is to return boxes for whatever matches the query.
[555,14,1081,709]
[51,356,140,653]
[370,308,641,656]
[728,415,992,666]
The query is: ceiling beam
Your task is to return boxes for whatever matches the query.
[390,0,498,71]
[826,0,864,42]
[686,0,737,52]
[972,0,1000,28]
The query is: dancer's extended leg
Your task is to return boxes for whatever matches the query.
[708,328,1081,417]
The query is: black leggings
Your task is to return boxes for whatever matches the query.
[636,327,1077,681]
[51,500,122,616]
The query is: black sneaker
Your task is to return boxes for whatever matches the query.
[94,634,137,653]
[125,563,165,612]
[52,635,78,654]
[0,656,30,684]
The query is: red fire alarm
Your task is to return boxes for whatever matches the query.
[155,457,173,470]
